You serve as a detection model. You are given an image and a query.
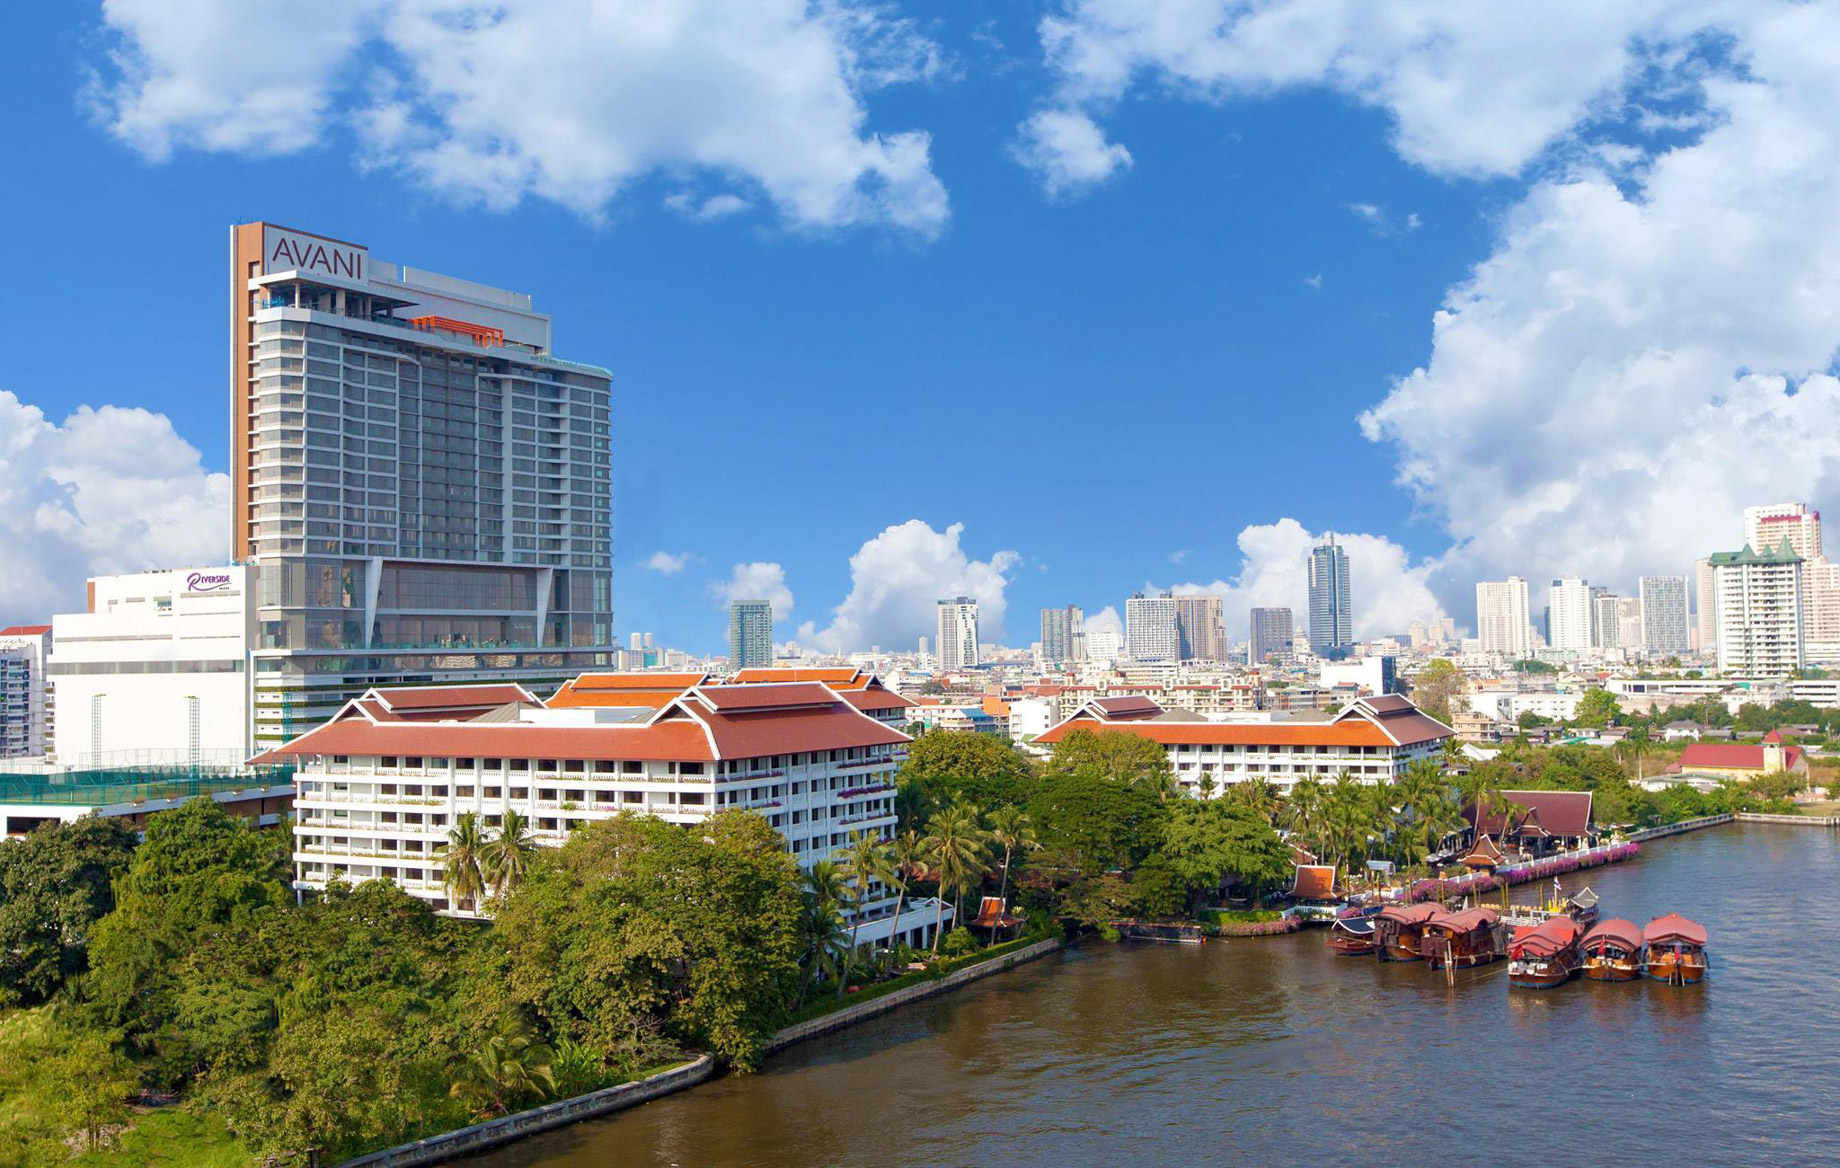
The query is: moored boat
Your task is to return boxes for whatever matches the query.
[1327,914,1379,957]
[1420,907,1509,969]
[1374,903,1447,962]
[1580,918,1644,981]
[1566,886,1601,928]
[1509,915,1582,989]
[1643,913,1709,985]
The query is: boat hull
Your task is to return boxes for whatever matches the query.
[1509,958,1577,989]
[1582,956,1641,982]
[1380,940,1424,962]
[1646,951,1707,985]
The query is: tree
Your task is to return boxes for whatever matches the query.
[0,816,137,1006]
[895,731,1035,828]
[480,808,537,900]
[441,812,490,914]
[1158,801,1294,909]
[795,865,851,1005]
[1280,776,1327,860]
[1026,767,1168,880]
[1045,729,1176,799]
[922,803,992,953]
[984,805,1039,918]
[1412,658,1466,724]
[837,832,892,995]
[1574,688,1622,729]
[449,1011,558,1117]
[44,1030,137,1153]
[881,830,926,972]
[1224,778,1279,825]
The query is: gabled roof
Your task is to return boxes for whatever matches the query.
[1466,790,1593,838]
[1668,742,1803,772]
[1511,915,1580,958]
[1644,913,1708,947]
[368,684,540,720]
[1291,864,1336,899]
[547,672,711,709]
[1034,694,1452,750]
[730,667,863,687]
[1090,696,1163,720]
[1336,695,1455,746]
[1708,538,1802,566]
[1582,918,1644,953]
[0,624,51,637]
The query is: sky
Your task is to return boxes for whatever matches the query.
[4,2,1840,655]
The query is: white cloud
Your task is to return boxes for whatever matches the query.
[1347,202,1383,227]
[712,562,794,621]
[91,0,949,235]
[799,521,1020,652]
[0,391,229,623]
[1169,548,1190,563]
[1014,108,1132,193]
[1346,201,1418,236]
[1084,605,1123,636]
[1164,520,1447,641]
[644,550,693,575]
[1303,273,1322,289]
[1405,212,1422,230]
[663,192,751,222]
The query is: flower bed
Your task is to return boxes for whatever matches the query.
[1405,841,1640,904]
[1213,916,1302,937]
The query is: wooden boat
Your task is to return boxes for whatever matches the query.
[1327,914,1379,957]
[1374,903,1446,962]
[1566,886,1601,928]
[1508,915,1582,989]
[1420,907,1508,969]
[1643,913,1709,985]
[1580,918,1644,982]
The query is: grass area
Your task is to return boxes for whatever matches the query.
[1200,909,1284,925]
[781,932,1057,1028]
[71,1108,250,1168]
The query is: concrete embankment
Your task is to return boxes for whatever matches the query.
[1736,812,1840,827]
[1629,814,1735,840]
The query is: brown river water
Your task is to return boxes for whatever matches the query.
[467,824,1839,1167]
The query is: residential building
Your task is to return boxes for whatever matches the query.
[1806,559,1840,661]
[1172,594,1228,662]
[1711,540,1804,676]
[1744,503,1821,560]
[1126,592,1179,664]
[727,601,773,669]
[273,676,949,945]
[1695,557,1718,654]
[1547,577,1594,652]
[1640,575,1690,656]
[1039,605,1084,665]
[1084,624,1124,664]
[1320,655,1399,697]
[0,626,52,759]
[230,222,614,751]
[1475,578,1531,658]
[1035,694,1451,796]
[935,597,980,671]
[1308,536,1353,659]
[1249,607,1294,664]
[49,568,252,767]
[1615,597,1644,651]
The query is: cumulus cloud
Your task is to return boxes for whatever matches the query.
[1083,605,1123,636]
[1164,520,1447,642]
[644,550,692,575]
[1014,108,1133,193]
[1347,202,1419,235]
[711,562,794,621]
[0,391,229,622]
[799,521,1020,652]
[91,0,949,234]
[662,192,751,222]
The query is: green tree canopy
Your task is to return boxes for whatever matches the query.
[1045,728,1175,797]
[896,731,1035,826]
[1026,766,1168,879]
[1573,688,1622,728]
[1157,800,1294,910]
[0,817,137,1006]
[1411,658,1466,724]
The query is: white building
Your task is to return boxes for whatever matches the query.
[272,676,949,946]
[1007,697,1060,749]
[50,568,252,767]
[935,597,980,672]
[1084,624,1124,664]
[1475,578,1532,658]
[1547,578,1594,652]
[1694,557,1718,655]
[1712,541,1803,676]
[1745,503,1822,559]
[0,626,52,759]
[1640,575,1691,656]
[1126,592,1179,664]
[1320,655,1398,697]
[1463,688,1584,724]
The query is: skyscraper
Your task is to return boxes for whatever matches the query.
[1744,503,1822,560]
[1712,540,1804,675]
[728,600,772,669]
[1040,605,1084,664]
[1172,594,1228,661]
[1475,577,1531,657]
[230,222,614,749]
[1547,578,1594,651]
[936,597,980,671]
[1695,556,1718,654]
[1639,575,1690,655]
[1592,591,1622,649]
[1125,592,1179,663]
[1248,607,1294,664]
[1307,536,1353,659]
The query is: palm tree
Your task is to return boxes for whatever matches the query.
[837,831,893,996]
[922,802,992,954]
[984,806,1038,936]
[440,812,489,914]
[1226,778,1280,825]
[796,861,850,1004]
[882,829,926,971]
[1281,775,1326,856]
[1619,730,1653,782]
[450,1011,558,1116]
[481,808,537,899]
[1440,735,1468,772]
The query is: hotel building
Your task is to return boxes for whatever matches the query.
[1034,694,1452,795]
[229,222,614,750]
[271,675,947,945]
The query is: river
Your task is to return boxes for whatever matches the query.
[471,824,1839,1166]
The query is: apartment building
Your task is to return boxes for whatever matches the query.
[1249,607,1294,665]
[728,601,772,669]
[1039,605,1084,665]
[1308,537,1354,659]
[273,676,947,946]
[1126,592,1179,664]
[1712,540,1804,676]
[1639,575,1690,656]
[1547,577,1594,652]
[1172,594,1228,662]
[936,597,980,671]
[1475,578,1531,658]
[0,626,52,759]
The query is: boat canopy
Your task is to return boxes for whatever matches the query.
[1379,902,1447,925]
[1427,907,1500,934]
[1510,914,1580,958]
[1581,918,1643,953]
[1569,886,1600,910]
[1331,917,1377,937]
[1644,913,1708,947]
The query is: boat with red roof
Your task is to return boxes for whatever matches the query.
[1374,903,1446,962]
[1643,913,1709,985]
[1580,918,1644,982]
[1509,915,1582,989]
[1420,907,1508,969]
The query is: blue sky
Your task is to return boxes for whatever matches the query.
[2,4,1835,654]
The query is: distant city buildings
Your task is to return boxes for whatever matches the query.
[1475,577,1532,658]
[1711,540,1803,676]
[935,597,981,671]
[1039,605,1084,665]
[1307,536,1353,659]
[1547,577,1594,652]
[1084,623,1124,664]
[1639,575,1690,655]
[728,601,772,668]
[1125,592,1179,664]
[0,625,52,759]
[1172,594,1228,662]
[1248,607,1294,664]
[1694,556,1718,653]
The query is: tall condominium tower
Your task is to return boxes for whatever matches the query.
[1039,605,1084,665]
[1547,577,1594,652]
[728,601,773,669]
[936,597,980,671]
[1248,607,1294,664]
[1307,536,1353,659]
[1474,577,1531,657]
[1694,557,1718,654]
[1744,503,1821,560]
[1172,594,1228,662]
[1712,540,1804,676]
[230,223,614,748]
[1639,575,1690,655]
[1125,592,1179,664]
